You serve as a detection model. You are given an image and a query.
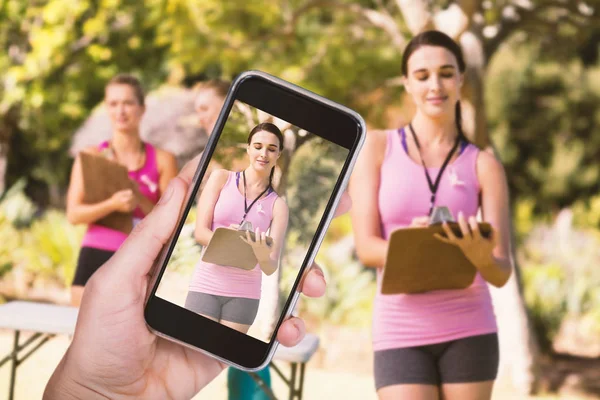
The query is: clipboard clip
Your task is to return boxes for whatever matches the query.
[429,206,455,225]
[238,220,254,232]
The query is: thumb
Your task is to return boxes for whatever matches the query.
[106,177,188,279]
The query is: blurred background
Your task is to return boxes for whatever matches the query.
[1,0,600,399]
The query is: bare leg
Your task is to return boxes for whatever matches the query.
[378,384,439,400]
[70,285,84,307]
[441,381,495,400]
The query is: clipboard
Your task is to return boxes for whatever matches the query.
[381,222,492,295]
[79,151,136,234]
[202,227,273,270]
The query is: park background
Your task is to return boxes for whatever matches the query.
[1,1,600,398]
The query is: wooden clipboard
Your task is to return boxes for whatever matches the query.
[79,151,135,234]
[202,227,273,270]
[381,222,492,295]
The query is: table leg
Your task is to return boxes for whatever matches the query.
[297,363,305,400]
[248,370,278,400]
[288,363,297,400]
[9,330,20,400]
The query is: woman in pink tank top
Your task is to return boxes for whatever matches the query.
[66,74,178,307]
[185,122,289,334]
[349,31,512,400]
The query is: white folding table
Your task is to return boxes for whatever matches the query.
[0,301,319,400]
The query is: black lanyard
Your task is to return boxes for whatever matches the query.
[240,170,271,224]
[408,123,460,216]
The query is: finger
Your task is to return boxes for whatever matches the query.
[457,212,471,239]
[298,264,326,298]
[442,221,458,241]
[105,177,187,279]
[333,191,352,218]
[245,230,252,244]
[433,233,454,245]
[469,216,482,241]
[412,216,428,227]
[178,153,202,186]
[277,317,305,347]
[255,227,262,245]
[488,228,498,247]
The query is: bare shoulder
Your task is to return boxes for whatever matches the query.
[273,196,289,218]
[154,147,177,164]
[365,129,388,149]
[208,168,231,185]
[354,129,389,172]
[476,149,507,185]
[79,145,101,156]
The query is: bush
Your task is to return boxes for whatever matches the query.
[16,210,85,287]
[519,208,600,351]
[282,234,376,328]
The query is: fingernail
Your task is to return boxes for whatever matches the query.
[291,320,302,339]
[158,181,175,205]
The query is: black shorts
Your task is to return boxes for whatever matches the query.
[185,291,260,325]
[374,333,499,390]
[71,247,115,286]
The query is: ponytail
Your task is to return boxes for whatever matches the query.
[455,101,469,143]
[269,166,275,189]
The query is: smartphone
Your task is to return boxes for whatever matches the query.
[432,221,493,239]
[144,71,366,371]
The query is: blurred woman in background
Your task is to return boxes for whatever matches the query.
[67,74,178,306]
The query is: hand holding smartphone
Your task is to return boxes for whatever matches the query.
[144,71,365,371]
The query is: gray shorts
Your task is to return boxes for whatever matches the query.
[184,291,260,325]
[374,333,499,389]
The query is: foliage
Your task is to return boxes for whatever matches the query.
[1,0,173,204]
[281,213,376,328]
[519,209,600,351]
[166,207,202,275]
[0,178,38,227]
[0,210,19,278]
[285,137,349,245]
[486,40,600,214]
[572,193,600,230]
[16,210,85,287]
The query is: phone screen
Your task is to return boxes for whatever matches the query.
[152,85,352,349]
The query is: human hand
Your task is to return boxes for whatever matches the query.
[433,211,497,268]
[110,189,138,212]
[44,154,327,400]
[240,227,272,263]
[409,216,430,228]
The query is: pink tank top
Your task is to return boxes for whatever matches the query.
[373,129,497,351]
[189,171,278,299]
[81,141,161,252]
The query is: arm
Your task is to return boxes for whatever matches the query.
[66,148,121,225]
[134,149,179,216]
[255,198,289,276]
[348,130,389,269]
[475,151,512,287]
[193,169,229,246]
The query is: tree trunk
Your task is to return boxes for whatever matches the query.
[460,31,541,395]
[0,107,16,195]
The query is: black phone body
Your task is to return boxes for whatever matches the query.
[144,71,365,371]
